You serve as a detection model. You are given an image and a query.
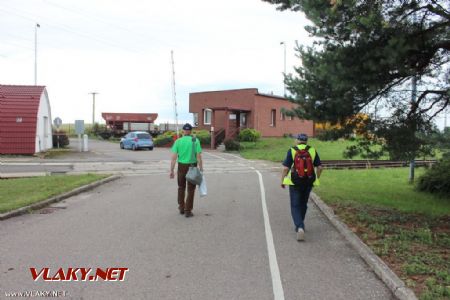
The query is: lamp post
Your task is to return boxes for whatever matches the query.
[89,92,98,126]
[34,23,40,85]
[280,41,286,97]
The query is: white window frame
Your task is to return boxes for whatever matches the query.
[204,109,212,125]
[193,113,199,127]
[270,109,276,127]
[280,111,285,121]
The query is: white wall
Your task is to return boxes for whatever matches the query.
[35,89,53,152]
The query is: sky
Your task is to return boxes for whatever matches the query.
[0,0,312,125]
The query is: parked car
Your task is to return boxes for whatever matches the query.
[120,131,154,150]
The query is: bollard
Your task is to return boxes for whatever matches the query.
[83,134,89,152]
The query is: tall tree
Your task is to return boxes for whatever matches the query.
[263,0,449,162]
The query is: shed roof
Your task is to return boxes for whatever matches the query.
[0,85,46,154]
[102,112,158,123]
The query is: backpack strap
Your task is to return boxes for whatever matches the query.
[190,137,197,164]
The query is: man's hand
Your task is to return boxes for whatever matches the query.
[169,170,175,179]
[281,183,285,189]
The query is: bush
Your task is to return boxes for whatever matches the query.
[417,157,450,197]
[239,128,261,142]
[224,139,240,151]
[98,131,112,140]
[154,136,173,147]
[52,131,70,147]
[316,128,343,141]
[193,130,211,145]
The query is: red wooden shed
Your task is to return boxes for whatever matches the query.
[0,85,53,154]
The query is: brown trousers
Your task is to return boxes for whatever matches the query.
[177,163,196,212]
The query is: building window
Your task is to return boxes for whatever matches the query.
[193,113,199,127]
[204,109,212,125]
[280,111,286,121]
[270,109,276,127]
[288,115,293,121]
[43,116,49,137]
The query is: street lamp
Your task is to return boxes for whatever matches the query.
[280,41,286,97]
[34,23,40,85]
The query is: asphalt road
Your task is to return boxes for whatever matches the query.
[0,140,394,299]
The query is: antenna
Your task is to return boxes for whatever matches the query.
[171,50,179,137]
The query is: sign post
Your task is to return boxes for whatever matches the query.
[75,120,85,152]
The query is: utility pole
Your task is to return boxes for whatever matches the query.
[409,12,419,184]
[89,92,98,126]
[34,23,40,85]
[171,50,179,137]
[280,41,286,97]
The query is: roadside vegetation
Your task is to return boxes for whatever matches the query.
[0,174,108,214]
[314,168,450,299]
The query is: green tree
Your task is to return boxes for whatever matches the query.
[263,0,449,163]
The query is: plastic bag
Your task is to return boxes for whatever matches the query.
[199,174,207,197]
[186,166,202,185]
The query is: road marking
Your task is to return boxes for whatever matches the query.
[255,170,285,300]
[203,152,227,160]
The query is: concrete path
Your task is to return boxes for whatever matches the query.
[0,148,393,299]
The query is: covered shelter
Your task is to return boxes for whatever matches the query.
[0,85,52,154]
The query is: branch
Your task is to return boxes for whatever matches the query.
[408,90,448,118]
[426,4,450,20]
[428,99,450,120]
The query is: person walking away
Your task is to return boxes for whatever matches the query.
[281,133,322,241]
[170,123,203,218]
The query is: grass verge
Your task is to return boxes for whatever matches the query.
[0,174,109,213]
[238,137,437,162]
[315,168,450,299]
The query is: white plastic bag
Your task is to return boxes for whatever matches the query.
[199,174,207,197]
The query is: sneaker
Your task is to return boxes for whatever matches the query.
[297,228,305,241]
[179,210,185,215]
[185,212,194,218]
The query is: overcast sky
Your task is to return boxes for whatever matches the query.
[0,0,313,125]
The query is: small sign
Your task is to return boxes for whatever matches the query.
[75,120,85,135]
[53,117,62,128]
[229,114,237,120]
[16,117,23,123]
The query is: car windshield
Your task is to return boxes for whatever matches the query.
[137,133,151,139]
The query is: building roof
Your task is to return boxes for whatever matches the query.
[190,88,287,100]
[102,112,158,123]
[0,85,47,154]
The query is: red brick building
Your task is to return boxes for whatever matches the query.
[189,88,314,144]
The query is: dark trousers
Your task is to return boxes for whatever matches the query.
[289,184,313,231]
[177,163,196,212]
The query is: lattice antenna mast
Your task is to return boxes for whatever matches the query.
[171,50,179,136]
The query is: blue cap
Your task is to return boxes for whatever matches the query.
[182,123,193,130]
[296,133,308,141]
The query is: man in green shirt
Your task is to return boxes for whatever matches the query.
[170,123,203,218]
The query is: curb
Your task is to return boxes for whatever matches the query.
[0,175,121,221]
[310,193,418,300]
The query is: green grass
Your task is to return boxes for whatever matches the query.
[0,174,108,213]
[315,168,450,216]
[239,137,377,161]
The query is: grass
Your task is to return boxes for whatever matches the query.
[314,167,450,299]
[315,168,450,216]
[239,137,378,161]
[0,174,108,213]
[238,137,438,162]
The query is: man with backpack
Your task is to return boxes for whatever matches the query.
[281,133,322,241]
[170,123,203,218]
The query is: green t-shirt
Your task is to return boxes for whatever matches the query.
[171,135,202,164]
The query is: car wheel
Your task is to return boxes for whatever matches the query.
[120,142,124,149]
[132,144,137,151]
[149,147,154,151]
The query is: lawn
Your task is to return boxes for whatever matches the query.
[314,168,450,299]
[238,137,438,162]
[239,137,375,161]
[0,174,108,213]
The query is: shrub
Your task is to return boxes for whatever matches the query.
[193,130,211,145]
[239,128,261,142]
[52,131,70,147]
[417,157,450,197]
[316,128,343,141]
[224,139,240,151]
[98,131,112,140]
[154,136,173,147]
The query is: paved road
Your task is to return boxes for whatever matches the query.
[0,141,393,299]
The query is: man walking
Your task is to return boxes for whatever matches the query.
[281,133,322,241]
[170,123,203,218]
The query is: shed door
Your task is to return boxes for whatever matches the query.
[44,116,49,137]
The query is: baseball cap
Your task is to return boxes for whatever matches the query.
[182,123,193,130]
[296,133,308,141]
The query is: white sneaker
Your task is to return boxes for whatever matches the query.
[297,228,305,241]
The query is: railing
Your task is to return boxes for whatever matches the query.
[214,129,226,148]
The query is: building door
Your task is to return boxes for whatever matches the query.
[240,113,247,128]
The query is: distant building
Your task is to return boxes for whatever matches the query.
[102,112,158,134]
[0,85,53,154]
[189,88,314,143]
